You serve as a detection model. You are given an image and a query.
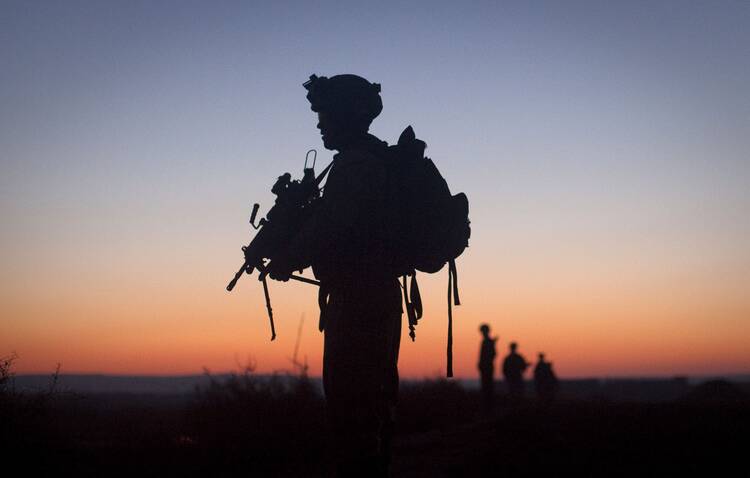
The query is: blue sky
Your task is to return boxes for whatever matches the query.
[1,1,748,376]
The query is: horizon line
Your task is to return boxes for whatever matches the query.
[12,371,750,381]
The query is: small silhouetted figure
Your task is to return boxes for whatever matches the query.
[534,353,558,404]
[502,341,529,401]
[477,324,497,411]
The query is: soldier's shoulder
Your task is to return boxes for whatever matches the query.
[334,147,387,173]
[335,148,376,165]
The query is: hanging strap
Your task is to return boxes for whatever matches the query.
[449,259,460,306]
[402,275,418,341]
[446,259,460,377]
[317,283,330,332]
[446,265,453,377]
[410,274,423,320]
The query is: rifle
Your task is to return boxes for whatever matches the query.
[226,150,328,340]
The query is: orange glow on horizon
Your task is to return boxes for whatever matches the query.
[3,251,749,379]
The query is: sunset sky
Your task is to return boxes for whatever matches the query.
[2,1,748,378]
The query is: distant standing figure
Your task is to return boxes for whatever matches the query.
[502,342,529,400]
[534,353,559,403]
[477,324,497,411]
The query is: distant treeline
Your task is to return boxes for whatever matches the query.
[11,373,750,401]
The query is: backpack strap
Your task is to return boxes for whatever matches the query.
[410,274,423,320]
[317,283,330,332]
[446,259,460,377]
[450,259,460,306]
[402,275,418,341]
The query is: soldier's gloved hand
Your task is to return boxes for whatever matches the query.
[265,258,294,282]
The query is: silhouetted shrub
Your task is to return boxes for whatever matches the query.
[683,379,747,403]
[397,378,476,433]
[0,356,66,453]
[185,366,327,460]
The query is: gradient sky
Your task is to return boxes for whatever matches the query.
[2,0,748,378]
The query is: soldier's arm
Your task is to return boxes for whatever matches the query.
[284,149,383,268]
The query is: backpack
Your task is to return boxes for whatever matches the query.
[384,126,470,377]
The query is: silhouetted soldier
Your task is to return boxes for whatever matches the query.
[267,74,400,477]
[478,324,497,411]
[502,341,528,401]
[534,353,558,404]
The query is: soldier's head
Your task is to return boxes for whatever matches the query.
[479,323,491,337]
[510,342,518,352]
[303,74,382,151]
[538,353,545,362]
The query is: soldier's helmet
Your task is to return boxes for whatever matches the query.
[303,74,382,129]
[479,324,490,334]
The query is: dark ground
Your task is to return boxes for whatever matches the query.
[2,373,747,477]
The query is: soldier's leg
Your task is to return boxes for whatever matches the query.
[323,284,401,477]
[377,308,402,472]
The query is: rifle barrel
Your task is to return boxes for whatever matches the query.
[228,262,319,291]
[226,262,251,291]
